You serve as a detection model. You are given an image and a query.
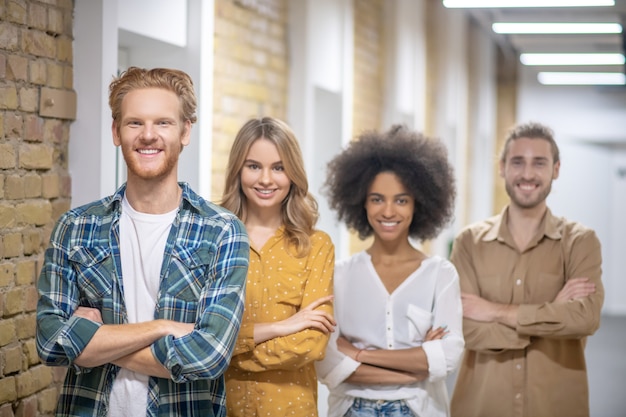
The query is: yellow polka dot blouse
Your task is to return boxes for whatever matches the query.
[225,228,335,417]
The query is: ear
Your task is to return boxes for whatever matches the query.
[112,121,121,146]
[553,160,560,180]
[180,120,192,147]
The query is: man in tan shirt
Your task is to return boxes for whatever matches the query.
[450,122,604,417]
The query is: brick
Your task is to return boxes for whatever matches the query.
[4,175,25,200]
[41,174,59,199]
[3,343,23,374]
[46,61,64,88]
[29,59,47,85]
[48,6,64,35]
[0,54,5,79]
[2,233,23,258]
[22,230,42,256]
[6,54,28,81]
[23,286,38,313]
[14,314,36,340]
[0,262,15,287]
[3,288,24,316]
[19,87,39,112]
[56,37,72,63]
[0,377,17,404]
[15,395,37,417]
[0,85,18,110]
[0,23,19,52]
[24,175,42,198]
[0,204,17,229]
[31,365,53,392]
[22,29,56,59]
[18,144,54,170]
[51,199,70,222]
[52,367,66,384]
[16,201,52,226]
[0,319,16,346]
[28,2,47,31]
[22,339,39,367]
[17,260,37,284]
[43,119,66,143]
[24,115,45,142]
[0,144,17,169]
[7,0,28,25]
[63,65,73,89]
[4,113,23,138]
[38,387,58,414]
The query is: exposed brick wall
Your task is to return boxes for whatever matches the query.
[349,0,385,254]
[0,0,74,415]
[352,0,384,137]
[211,0,289,201]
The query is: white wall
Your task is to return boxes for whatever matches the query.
[517,65,626,315]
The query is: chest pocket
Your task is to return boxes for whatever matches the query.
[69,246,113,301]
[407,304,434,344]
[165,245,214,302]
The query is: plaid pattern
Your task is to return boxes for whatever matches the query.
[36,183,249,417]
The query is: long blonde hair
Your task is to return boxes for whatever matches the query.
[221,117,318,257]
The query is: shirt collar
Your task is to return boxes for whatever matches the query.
[103,182,199,213]
[482,205,562,244]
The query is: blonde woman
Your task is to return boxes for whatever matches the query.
[222,117,335,417]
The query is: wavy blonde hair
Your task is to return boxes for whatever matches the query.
[221,117,318,257]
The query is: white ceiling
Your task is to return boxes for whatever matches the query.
[460,0,626,77]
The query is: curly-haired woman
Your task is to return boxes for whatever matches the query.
[316,125,464,417]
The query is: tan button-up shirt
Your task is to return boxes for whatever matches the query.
[450,207,604,417]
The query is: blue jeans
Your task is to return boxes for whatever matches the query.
[343,398,416,417]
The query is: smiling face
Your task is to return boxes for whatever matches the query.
[365,172,415,243]
[240,138,291,215]
[500,137,560,210]
[112,88,190,184]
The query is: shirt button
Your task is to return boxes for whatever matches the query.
[516,393,522,399]
[516,364,522,370]
[516,279,522,286]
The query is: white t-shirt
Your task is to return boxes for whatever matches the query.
[315,251,465,417]
[108,196,177,417]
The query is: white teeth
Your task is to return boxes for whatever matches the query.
[381,222,397,227]
[519,184,535,190]
[138,149,159,155]
[257,189,273,194]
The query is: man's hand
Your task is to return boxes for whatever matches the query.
[553,277,596,303]
[461,293,517,328]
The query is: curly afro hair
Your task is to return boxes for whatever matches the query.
[324,125,456,241]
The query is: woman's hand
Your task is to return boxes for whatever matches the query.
[336,335,360,359]
[424,325,449,341]
[276,295,336,335]
[253,295,335,344]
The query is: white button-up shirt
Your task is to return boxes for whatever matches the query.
[316,252,464,417]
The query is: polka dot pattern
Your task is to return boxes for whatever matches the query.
[225,230,335,416]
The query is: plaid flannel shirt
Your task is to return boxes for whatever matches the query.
[36,183,249,417]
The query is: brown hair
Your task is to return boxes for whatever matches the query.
[500,121,560,163]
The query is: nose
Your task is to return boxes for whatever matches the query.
[259,168,272,184]
[141,123,156,141]
[382,201,395,218]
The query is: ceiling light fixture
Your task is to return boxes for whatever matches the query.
[443,0,614,7]
[537,72,625,85]
[492,22,622,34]
[521,53,626,65]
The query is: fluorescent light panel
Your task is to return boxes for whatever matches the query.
[537,72,625,85]
[493,22,622,34]
[521,53,626,65]
[444,0,614,7]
